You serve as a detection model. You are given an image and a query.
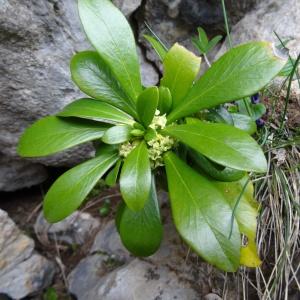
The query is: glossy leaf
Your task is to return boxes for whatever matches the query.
[158,86,172,115]
[136,87,159,127]
[144,34,167,61]
[168,42,287,122]
[231,113,257,135]
[164,152,241,271]
[70,51,136,116]
[102,125,132,144]
[161,43,201,109]
[58,98,134,125]
[189,149,246,182]
[44,152,118,222]
[105,160,122,186]
[120,141,151,211]
[78,0,142,101]
[18,116,108,157]
[215,177,261,267]
[116,177,163,256]
[162,122,267,172]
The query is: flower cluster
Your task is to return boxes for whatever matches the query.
[119,111,175,168]
[147,134,175,168]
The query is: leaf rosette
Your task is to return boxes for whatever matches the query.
[18,0,287,271]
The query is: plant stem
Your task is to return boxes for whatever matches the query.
[203,54,211,67]
[228,178,250,239]
[221,0,232,49]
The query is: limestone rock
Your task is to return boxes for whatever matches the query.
[68,203,238,299]
[113,0,142,17]
[0,157,47,192]
[69,258,198,300]
[0,209,55,299]
[216,0,300,58]
[137,0,259,69]
[34,211,100,246]
[0,0,157,191]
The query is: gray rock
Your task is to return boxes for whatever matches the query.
[0,209,55,299]
[113,0,142,17]
[137,0,259,69]
[216,0,300,58]
[69,200,237,299]
[35,211,100,246]
[69,258,198,300]
[204,293,223,300]
[0,254,55,300]
[0,0,91,191]
[0,0,157,191]
[90,220,129,261]
[0,156,47,192]
[138,46,159,87]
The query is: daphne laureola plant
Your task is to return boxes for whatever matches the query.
[18,0,287,271]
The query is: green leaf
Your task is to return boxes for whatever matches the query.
[204,107,234,125]
[136,87,159,127]
[214,177,261,267]
[168,42,287,122]
[189,149,246,182]
[278,58,297,77]
[206,35,223,53]
[78,0,142,101]
[116,177,163,256]
[58,98,134,125]
[144,34,167,61]
[18,116,108,157]
[158,86,172,115]
[105,160,122,186]
[102,125,132,144]
[120,141,151,211]
[164,152,241,271]
[44,152,118,222]
[70,51,136,116]
[162,122,267,172]
[161,43,201,109]
[231,113,257,135]
[251,103,266,120]
[197,27,209,48]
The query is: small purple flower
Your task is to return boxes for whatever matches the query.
[251,93,260,104]
[256,118,265,128]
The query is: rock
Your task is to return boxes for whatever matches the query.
[0,0,91,191]
[180,0,260,28]
[139,46,159,87]
[216,0,300,58]
[204,293,223,300]
[35,211,100,246]
[113,0,142,17]
[0,157,47,192]
[90,220,129,261]
[137,0,259,69]
[0,254,55,300]
[68,201,238,299]
[0,0,156,191]
[69,258,198,300]
[0,209,55,299]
